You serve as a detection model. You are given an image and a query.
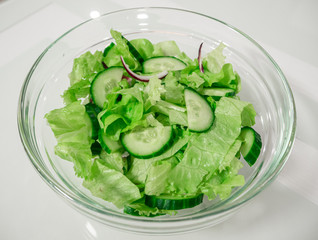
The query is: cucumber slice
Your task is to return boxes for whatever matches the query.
[121,126,174,159]
[103,42,115,57]
[98,129,123,154]
[85,103,101,139]
[145,194,204,210]
[184,88,214,132]
[239,127,262,166]
[142,56,187,73]
[90,67,124,109]
[199,87,235,97]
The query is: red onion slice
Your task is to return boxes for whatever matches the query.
[198,42,204,73]
[120,56,168,82]
[102,61,108,69]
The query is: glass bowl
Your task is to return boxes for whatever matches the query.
[17,7,296,235]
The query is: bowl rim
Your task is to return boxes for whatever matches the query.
[17,6,297,224]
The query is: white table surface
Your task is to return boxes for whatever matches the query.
[1,0,318,239]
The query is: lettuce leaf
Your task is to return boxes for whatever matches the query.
[62,79,90,105]
[163,72,185,105]
[110,29,141,70]
[144,161,174,195]
[69,51,104,85]
[201,157,245,200]
[100,150,127,173]
[55,142,93,179]
[182,97,256,172]
[177,52,195,66]
[147,97,256,196]
[63,50,104,104]
[202,42,226,73]
[153,40,181,56]
[168,110,188,126]
[99,84,145,140]
[45,101,94,178]
[45,101,93,144]
[83,160,141,208]
[144,77,166,108]
[129,38,154,60]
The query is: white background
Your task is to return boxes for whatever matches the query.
[1,0,318,239]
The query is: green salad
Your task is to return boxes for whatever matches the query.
[45,29,262,217]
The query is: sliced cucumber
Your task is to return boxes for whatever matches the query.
[90,67,124,109]
[85,103,101,139]
[142,56,187,73]
[184,88,214,132]
[145,194,204,210]
[121,126,174,159]
[98,129,123,154]
[199,87,235,97]
[239,127,262,166]
[103,42,115,57]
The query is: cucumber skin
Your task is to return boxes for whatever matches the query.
[185,88,215,133]
[145,194,204,210]
[98,129,112,154]
[98,129,123,154]
[240,127,262,166]
[103,42,115,57]
[85,103,101,139]
[121,127,175,159]
[90,66,124,109]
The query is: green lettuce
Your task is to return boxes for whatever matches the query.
[110,29,141,70]
[163,72,185,105]
[45,101,94,178]
[55,142,93,179]
[62,79,90,105]
[99,84,145,140]
[153,40,181,56]
[129,38,154,60]
[144,77,166,109]
[45,101,93,144]
[201,157,245,200]
[63,51,104,104]
[142,97,256,196]
[202,42,226,73]
[100,150,127,173]
[182,97,256,172]
[83,160,141,208]
[69,51,104,85]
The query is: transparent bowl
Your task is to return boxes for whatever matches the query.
[17,7,296,235]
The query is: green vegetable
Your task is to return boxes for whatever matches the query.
[110,29,141,71]
[129,38,154,60]
[83,160,141,208]
[45,30,262,217]
[45,101,94,178]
